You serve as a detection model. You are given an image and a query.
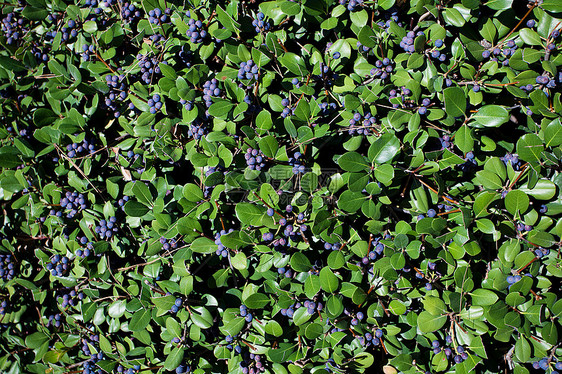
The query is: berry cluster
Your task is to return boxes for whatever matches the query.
[439,134,453,151]
[0,300,8,315]
[175,364,191,373]
[46,254,70,276]
[122,149,141,163]
[186,18,207,43]
[322,241,342,251]
[280,98,295,118]
[47,313,63,328]
[338,0,364,11]
[66,138,96,158]
[376,9,404,32]
[80,44,96,62]
[356,41,370,53]
[288,152,305,174]
[120,2,142,23]
[137,53,164,84]
[388,87,413,109]
[60,191,88,219]
[148,94,163,114]
[159,236,179,251]
[0,254,15,281]
[482,39,518,67]
[215,229,234,257]
[536,74,557,88]
[1,12,27,45]
[428,40,448,62]
[202,79,221,107]
[117,195,130,211]
[313,63,339,87]
[245,148,266,171]
[31,45,49,62]
[400,31,425,54]
[500,153,522,170]
[239,304,253,323]
[104,74,129,118]
[187,119,208,140]
[116,364,142,374]
[237,60,260,81]
[179,98,194,111]
[61,19,79,42]
[534,247,550,259]
[148,8,172,25]
[251,12,270,33]
[532,358,562,371]
[418,97,432,115]
[318,101,337,116]
[94,216,119,239]
[506,274,522,285]
[348,111,377,135]
[430,336,469,365]
[281,299,323,318]
[58,287,85,308]
[456,151,477,173]
[276,266,293,278]
[75,237,95,258]
[178,45,193,68]
[80,333,104,374]
[356,327,384,347]
[370,58,394,80]
[170,297,183,313]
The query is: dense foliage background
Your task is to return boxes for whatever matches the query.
[0,0,562,373]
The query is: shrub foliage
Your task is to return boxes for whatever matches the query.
[0,0,562,373]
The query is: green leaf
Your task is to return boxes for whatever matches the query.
[235,203,264,225]
[319,267,339,293]
[132,182,153,205]
[423,296,446,315]
[544,119,562,147]
[268,343,296,363]
[470,289,499,306]
[231,252,247,270]
[244,293,270,309]
[514,336,531,362]
[337,190,366,212]
[129,308,152,331]
[0,56,26,72]
[208,100,235,119]
[368,133,401,164]
[338,152,370,172]
[259,136,278,158]
[518,180,557,200]
[504,190,529,215]
[265,320,283,337]
[216,5,240,33]
[417,311,447,333]
[304,275,321,299]
[190,237,217,254]
[443,8,466,27]
[472,105,509,127]
[444,87,467,118]
[164,347,184,371]
[542,0,562,11]
[290,252,312,272]
[516,134,544,163]
[485,0,513,10]
[124,200,150,217]
[474,191,499,218]
[455,125,474,153]
[519,28,542,45]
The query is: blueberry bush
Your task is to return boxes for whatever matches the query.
[0,0,562,373]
